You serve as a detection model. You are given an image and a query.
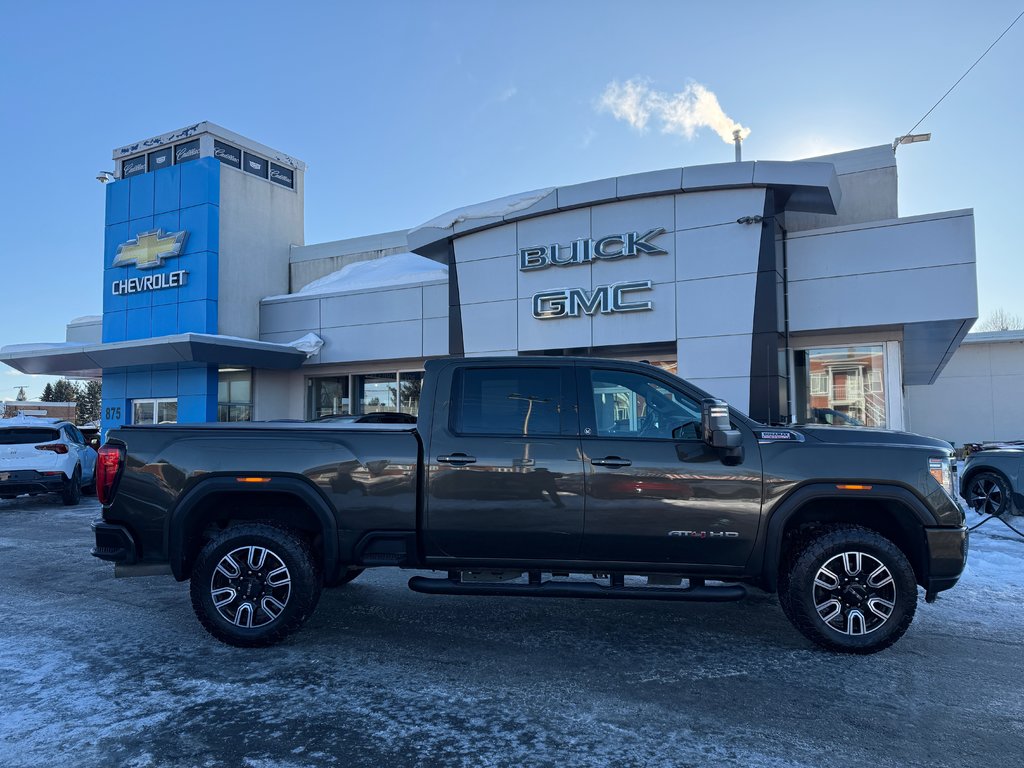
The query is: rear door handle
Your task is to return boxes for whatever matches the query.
[591,456,632,468]
[437,453,477,466]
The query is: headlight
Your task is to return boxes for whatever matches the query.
[928,457,954,496]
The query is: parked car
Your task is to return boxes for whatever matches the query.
[92,357,967,654]
[0,416,97,505]
[961,444,1024,516]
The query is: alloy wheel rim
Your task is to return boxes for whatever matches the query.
[813,551,896,636]
[969,478,1004,516]
[210,545,291,628]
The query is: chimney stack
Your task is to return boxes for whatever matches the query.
[733,129,742,162]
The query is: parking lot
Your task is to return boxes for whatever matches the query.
[1,495,1022,768]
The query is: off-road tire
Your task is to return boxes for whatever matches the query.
[780,524,917,654]
[190,523,322,647]
[60,466,82,506]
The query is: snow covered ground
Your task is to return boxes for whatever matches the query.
[0,496,1020,768]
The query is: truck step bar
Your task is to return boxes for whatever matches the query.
[407,575,747,602]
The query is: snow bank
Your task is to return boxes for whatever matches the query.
[411,188,556,232]
[265,252,448,301]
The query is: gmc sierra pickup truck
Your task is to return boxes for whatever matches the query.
[91,357,968,654]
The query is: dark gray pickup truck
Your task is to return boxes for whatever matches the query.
[92,357,968,654]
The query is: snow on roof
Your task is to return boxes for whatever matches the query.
[410,188,555,233]
[266,252,448,302]
[0,341,85,354]
[68,316,101,326]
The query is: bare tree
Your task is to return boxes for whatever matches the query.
[975,308,1024,332]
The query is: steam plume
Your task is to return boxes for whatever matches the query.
[598,79,751,144]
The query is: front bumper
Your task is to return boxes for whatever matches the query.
[0,470,65,496]
[91,519,139,564]
[924,525,969,600]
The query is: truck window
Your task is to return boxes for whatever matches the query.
[453,367,562,437]
[587,369,701,440]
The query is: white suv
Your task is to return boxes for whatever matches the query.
[0,416,97,506]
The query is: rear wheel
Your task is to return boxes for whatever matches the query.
[967,472,1012,516]
[190,523,322,647]
[780,525,917,654]
[60,466,82,506]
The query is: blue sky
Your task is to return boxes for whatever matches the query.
[1,0,1021,396]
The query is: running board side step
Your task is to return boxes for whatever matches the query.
[407,576,746,602]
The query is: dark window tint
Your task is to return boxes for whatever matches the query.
[269,163,294,188]
[0,428,61,445]
[122,157,146,178]
[148,147,172,171]
[454,368,562,436]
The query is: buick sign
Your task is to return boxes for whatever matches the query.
[520,228,667,271]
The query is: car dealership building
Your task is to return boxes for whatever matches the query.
[0,122,981,438]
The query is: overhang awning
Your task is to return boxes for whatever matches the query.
[0,333,309,376]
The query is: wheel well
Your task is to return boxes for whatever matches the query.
[179,491,325,579]
[778,498,927,586]
[961,464,1010,493]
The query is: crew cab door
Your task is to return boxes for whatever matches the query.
[578,365,762,567]
[423,362,584,561]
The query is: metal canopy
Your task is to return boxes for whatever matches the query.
[0,333,308,376]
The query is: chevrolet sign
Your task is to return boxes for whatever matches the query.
[113,229,188,269]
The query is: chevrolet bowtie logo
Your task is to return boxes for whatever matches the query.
[112,229,187,269]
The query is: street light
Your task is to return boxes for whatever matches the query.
[893,133,931,151]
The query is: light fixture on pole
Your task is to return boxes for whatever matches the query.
[96,171,115,184]
[892,133,931,151]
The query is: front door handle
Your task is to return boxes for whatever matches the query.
[437,453,477,466]
[591,456,632,468]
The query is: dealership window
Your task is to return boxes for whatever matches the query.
[357,373,399,413]
[307,370,424,420]
[218,368,253,422]
[795,345,887,428]
[133,398,177,425]
[310,376,350,418]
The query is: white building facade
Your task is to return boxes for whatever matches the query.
[0,124,980,438]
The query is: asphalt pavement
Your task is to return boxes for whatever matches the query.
[1,496,1021,768]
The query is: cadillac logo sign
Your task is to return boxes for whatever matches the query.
[110,229,190,296]
[113,229,187,269]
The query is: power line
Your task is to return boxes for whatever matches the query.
[902,8,1024,139]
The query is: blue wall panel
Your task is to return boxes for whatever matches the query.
[128,173,155,220]
[105,180,130,225]
[102,156,221,428]
[153,165,181,214]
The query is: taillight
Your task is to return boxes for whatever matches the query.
[96,444,125,505]
[35,443,69,454]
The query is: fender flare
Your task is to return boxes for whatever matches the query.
[166,475,340,582]
[759,482,938,591]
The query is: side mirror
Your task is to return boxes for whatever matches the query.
[701,398,743,454]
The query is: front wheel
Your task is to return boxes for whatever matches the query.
[780,525,917,654]
[190,523,322,647]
